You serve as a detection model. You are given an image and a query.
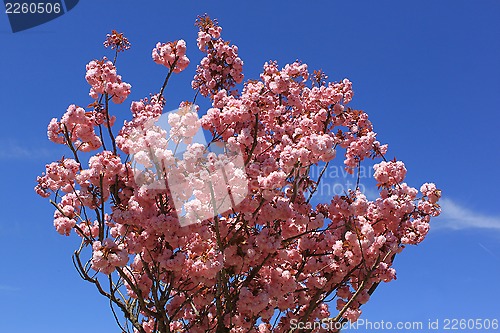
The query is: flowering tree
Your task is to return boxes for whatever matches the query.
[35,16,441,333]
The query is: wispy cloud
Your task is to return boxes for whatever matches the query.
[435,197,500,231]
[0,284,20,292]
[0,139,54,160]
[478,242,500,259]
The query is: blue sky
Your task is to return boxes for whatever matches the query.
[1,1,499,332]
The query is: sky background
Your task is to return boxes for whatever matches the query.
[1,1,499,332]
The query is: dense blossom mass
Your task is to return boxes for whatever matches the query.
[152,39,190,73]
[36,15,441,333]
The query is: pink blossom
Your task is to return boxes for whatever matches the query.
[85,58,131,103]
[192,15,244,97]
[35,18,442,332]
[53,216,75,236]
[91,239,128,275]
[152,40,190,73]
[420,182,441,203]
[103,30,131,52]
[374,160,407,186]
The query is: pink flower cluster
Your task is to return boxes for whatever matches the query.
[36,21,441,333]
[152,39,190,73]
[374,160,407,186]
[91,238,129,275]
[35,157,81,202]
[77,151,126,197]
[192,15,244,97]
[116,94,166,155]
[167,104,201,144]
[421,182,441,203]
[53,192,81,236]
[103,30,131,52]
[85,58,131,103]
[47,104,103,152]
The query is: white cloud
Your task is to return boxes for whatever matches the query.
[435,197,500,230]
[0,139,54,160]
[0,284,20,292]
